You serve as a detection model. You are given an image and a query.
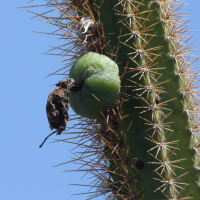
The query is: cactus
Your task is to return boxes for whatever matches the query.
[27,0,200,199]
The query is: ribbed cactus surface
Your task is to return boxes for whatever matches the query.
[28,0,200,199]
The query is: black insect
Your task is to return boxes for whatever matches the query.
[39,79,74,148]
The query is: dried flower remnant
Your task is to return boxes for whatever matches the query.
[39,79,74,148]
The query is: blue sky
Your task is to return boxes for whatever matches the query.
[1,1,200,200]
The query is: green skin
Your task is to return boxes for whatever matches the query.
[69,52,120,118]
[93,0,200,199]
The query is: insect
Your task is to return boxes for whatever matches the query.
[39,79,74,148]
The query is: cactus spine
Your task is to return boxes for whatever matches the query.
[28,0,200,199]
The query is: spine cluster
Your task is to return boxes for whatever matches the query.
[28,0,200,199]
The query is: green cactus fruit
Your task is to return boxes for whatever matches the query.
[69,52,120,118]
